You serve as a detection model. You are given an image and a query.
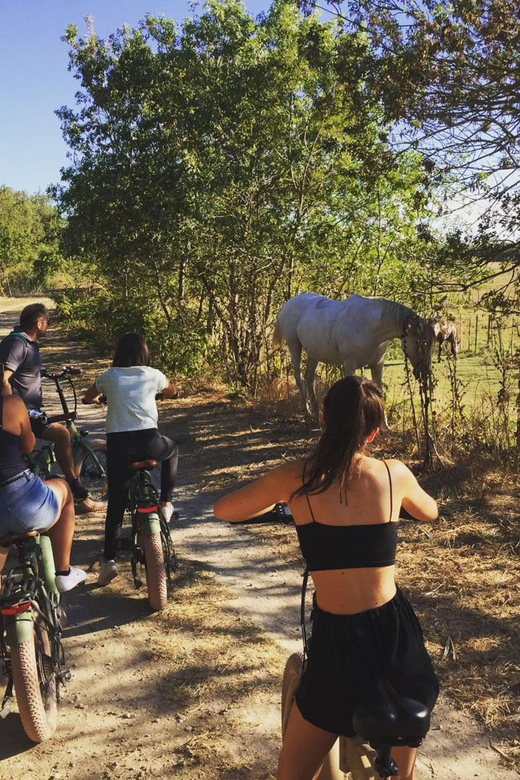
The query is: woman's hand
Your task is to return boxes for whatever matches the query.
[82,381,103,405]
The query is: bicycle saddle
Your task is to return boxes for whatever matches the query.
[0,531,39,548]
[352,678,430,749]
[128,459,159,471]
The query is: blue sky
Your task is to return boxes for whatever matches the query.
[0,0,269,196]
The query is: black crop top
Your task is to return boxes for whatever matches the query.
[0,397,28,482]
[295,461,398,572]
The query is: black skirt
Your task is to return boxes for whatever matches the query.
[294,588,439,737]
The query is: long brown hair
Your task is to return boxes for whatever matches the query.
[295,375,385,499]
[112,333,150,368]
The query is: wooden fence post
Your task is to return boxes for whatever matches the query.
[474,314,479,352]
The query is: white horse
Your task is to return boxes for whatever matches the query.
[273,293,435,417]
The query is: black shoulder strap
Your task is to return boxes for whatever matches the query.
[383,460,393,522]
[300,566,310,663]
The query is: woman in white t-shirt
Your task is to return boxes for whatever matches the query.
[82,333,178,585]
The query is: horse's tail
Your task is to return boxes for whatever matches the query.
[273,318,286,350]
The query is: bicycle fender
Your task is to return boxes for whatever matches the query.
[37,534,60,597]
[139,514,161,537]
[76,437,102,460]
[5,612,34,645]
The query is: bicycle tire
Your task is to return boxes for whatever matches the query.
[10,614,58,743]
[76,439,108,512]
[141,532,167,611]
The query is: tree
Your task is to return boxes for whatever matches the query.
[53,0,447,386]
[299,0,520,306]
[0,187,66,294]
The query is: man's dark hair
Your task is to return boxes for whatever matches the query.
[112,332,150,368]
[20,303,49,330]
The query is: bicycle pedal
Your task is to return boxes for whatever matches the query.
[172,511,179,522]
[59,669,72,684]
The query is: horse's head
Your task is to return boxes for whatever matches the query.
[428,315,444,339]
[402,316,436,381]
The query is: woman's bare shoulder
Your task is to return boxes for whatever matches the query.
[270,459,306,481]
[3,395,25,413]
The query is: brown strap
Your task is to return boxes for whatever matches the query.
[382,460,393,522]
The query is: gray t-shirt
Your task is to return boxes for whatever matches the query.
[0,330,42,409]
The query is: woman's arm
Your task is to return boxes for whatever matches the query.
[392,461,438,522]
[161,381,179,399]
[9,396,36,454]
[214,463,297,522]
[82,381,103,405]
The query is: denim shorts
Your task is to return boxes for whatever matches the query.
[0,470,59,538]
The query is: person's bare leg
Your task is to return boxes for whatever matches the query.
[392,746,417,780]
[278,702,338,780]
[44,424,77,482]
[45,478,75,571]
[0,546,8,575]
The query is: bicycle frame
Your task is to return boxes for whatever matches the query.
[28,367,107,484]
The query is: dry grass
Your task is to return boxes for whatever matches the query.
[151,560,285,779]
[9,298,517,772]
[167,386,520,769]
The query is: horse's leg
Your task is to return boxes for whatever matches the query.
[369,361,384,390]
[451,334,458,360]
[438,340,442,362]
[305,358,319,420]
[288,341,308,416]
[368,360,390,429]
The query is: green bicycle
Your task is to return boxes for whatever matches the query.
[28,366,108,512]
[0,528,68,742]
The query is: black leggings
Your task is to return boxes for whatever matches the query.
[104,428,178,560]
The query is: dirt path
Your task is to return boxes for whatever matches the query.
[0,299,518,780]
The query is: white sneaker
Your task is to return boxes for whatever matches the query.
[98,559,118,586]
[56,566,87,593]
[161,503,174,523]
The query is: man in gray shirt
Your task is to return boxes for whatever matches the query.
[0,303,88,500]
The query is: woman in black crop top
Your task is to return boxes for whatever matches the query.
[0,394,86,593]
[214,376,439,780]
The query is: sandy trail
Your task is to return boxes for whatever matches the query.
[0,299,518,779]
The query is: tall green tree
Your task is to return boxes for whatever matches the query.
[0,187,66,294]
[54,0,445,387]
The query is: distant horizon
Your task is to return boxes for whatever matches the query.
[0,0,270,197]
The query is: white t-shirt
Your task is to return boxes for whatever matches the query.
[96,366,168,433]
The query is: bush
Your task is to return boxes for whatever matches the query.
[54,288,210,375]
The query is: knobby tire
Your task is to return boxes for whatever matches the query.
[10,615,58,743]
[141,532,167,612]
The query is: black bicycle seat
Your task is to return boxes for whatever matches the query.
[0,530,39,548]
[128,459,159,471]
[352,678,430,749]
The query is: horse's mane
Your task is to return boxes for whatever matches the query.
[378,298,417,331]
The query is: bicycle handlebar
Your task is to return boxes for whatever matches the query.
[85,392,164,406]
[41,365,82,381]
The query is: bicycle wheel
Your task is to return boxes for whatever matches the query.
[141,531,167,611]
[10,613,58,743]
[76,439,108,512]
